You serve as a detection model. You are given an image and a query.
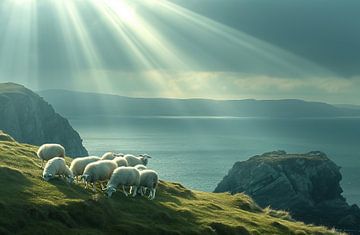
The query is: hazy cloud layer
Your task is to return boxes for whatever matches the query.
[0,0,359,104]
[60,70,360,105]
[170,0,360,77]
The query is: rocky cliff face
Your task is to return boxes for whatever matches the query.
[214,150,360,232]
[0,83,88,157]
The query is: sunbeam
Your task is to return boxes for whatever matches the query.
[0,0,38,88]
[0,0,338,100]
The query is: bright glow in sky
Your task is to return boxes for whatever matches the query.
[0,0,359,104]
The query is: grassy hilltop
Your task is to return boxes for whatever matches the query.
[0,132,342,235]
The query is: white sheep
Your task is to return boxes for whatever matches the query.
[37,143,65,168]
[81,160,118,191]
[135,164,148,195]
[70,156,100,180]
[135,164,147,171]
[104,167,140,198]
[42,157,74,184]
[124,154,151,167]
[113,157,128,167]
[139,169,159,200]
[101,152,124,160]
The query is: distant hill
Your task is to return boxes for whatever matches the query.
[0,134,339,235]
[38,89,360,118]
[0,83,88,157]
[334,104,360,110]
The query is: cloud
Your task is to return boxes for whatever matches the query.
[67,69,360,104]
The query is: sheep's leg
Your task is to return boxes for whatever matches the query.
[131,186,137,197]
[92,183,96,192]
[139,187,144,196]
[122,185,128,196]
[85,181,88,189]
[150,189,156,200]
[142,187,147,196]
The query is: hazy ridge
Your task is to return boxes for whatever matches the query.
[38,89,360,118]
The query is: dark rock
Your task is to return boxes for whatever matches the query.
[214,150,360,232]
[0,83,88,157]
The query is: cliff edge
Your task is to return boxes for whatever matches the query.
[0,82,88,157]
[215,150,360,232]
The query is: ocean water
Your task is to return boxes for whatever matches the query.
[68,116,360,205]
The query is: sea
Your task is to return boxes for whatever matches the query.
[68,115,360,205]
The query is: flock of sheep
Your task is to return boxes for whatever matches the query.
[37,143,159,199]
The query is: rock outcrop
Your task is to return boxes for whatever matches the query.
[0,83,88,157]
[214,150,360,232]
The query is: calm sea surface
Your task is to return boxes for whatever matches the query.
[68,116,360,205]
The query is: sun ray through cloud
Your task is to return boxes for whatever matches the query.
[0,0,38,88]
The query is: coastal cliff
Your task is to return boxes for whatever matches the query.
[0,83,88,157]
[215,150,360,232]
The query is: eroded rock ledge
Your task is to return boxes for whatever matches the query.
[215,150,360,231]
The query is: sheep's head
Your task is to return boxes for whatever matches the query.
[43,173,53,181]
[139,154,151,166]
[80,174,90,183]
[66,175,75,184]
[105,186,116,198]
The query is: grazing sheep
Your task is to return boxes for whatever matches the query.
[124,154,151,167]
[113,157,128,167]
[135,164,148,195]
[135,164,147,171]
[42,157,74,184]
[139,170,159,200]
[104,167,140,198]
[70,156,100,180]
[37,143,65,168]
[101,152,124,160]
[81,160,117,191]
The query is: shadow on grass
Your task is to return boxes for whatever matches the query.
[0,166,34,234]
[0,170,208,235]
[47,177,91,199]
[18,190,204,235]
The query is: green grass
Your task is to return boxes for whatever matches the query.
[0,138,344,235]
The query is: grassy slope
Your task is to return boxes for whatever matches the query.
[0,139,341,235]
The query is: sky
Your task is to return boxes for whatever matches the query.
[0,0,359,104]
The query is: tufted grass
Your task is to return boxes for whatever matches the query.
[0,138,343,235]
